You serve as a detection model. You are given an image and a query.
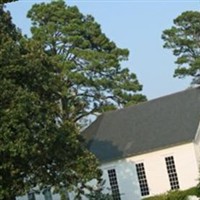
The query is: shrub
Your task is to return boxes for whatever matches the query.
[143,187,200,200]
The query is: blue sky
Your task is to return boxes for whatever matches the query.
[6,0,200,100]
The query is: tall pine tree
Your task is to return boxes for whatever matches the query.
[0,6,100,200]
[27,0,146,125]
[1,1,146,199]
[162,11,200,83]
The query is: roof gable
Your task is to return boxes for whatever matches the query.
[83,87,200,162]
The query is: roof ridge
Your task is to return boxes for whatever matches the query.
[102,86,200,116]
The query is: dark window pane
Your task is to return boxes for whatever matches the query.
[108,169,121,200]
[136,163,150,196]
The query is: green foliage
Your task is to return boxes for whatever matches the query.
[162,11,200,83]
[27,0,146,123]
[0,0,17,3]
[87,192,113,200]
[0,6,99,200]
[143,187,200,200]
[84,179,113,200]
[1,1,146,199]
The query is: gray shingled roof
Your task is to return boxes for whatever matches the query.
[83,87,200,163]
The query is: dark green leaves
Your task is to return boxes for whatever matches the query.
[162,11,200,82]
[0,5,99,199]
[27,0,146,121]
[1,1,146,199]
[0,0,17,3]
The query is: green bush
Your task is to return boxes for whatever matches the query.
[143,187,200,200]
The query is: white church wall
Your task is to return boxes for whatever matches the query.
[127,143,199,196]
[17,143,200,200]
[101,159,141,200]
[100,143,199,200]
[194,122,200,171]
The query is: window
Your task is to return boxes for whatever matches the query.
[135,163,150,196]
[165,156,180,190]
[108,169,121,200]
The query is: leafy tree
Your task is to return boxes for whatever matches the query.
[1,1,146,199]
[143,187,200,200]
[85,179,113,200]
[162,11,200,83]
[0,6,99,200]
[0,0,17,3]
[27,0,146,124]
